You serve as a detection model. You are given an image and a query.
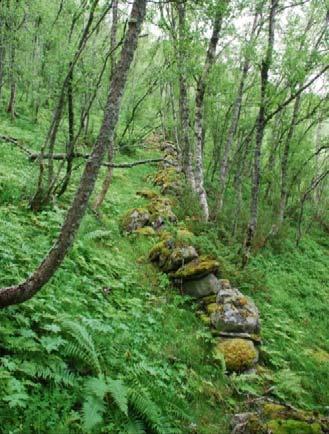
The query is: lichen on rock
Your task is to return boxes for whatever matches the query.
[211,281,260,334]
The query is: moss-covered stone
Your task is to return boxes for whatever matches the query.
[170,256,219,280]
[266,419,322,434]
[200,294,217,305]
[147,197,177,228]
[207,303,221,315]
[182,273,221,299]
[214,338,258,372]
[121,208,150,233]
[149,240,174,263]
[136,189,159,199]
[152,168,183,195]
[134,227,156,236]
[162,245,198,272]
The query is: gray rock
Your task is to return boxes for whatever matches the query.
[182,273,221,298]
[211,285,260,333]
[122,208,150,233]
[162,246,198,272]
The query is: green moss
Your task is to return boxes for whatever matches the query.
[149,240,173,262]
[134,227,157,236]
[201,294,217,305]
[207,303,221,315]
[215,338,258,372]
[267,419,322,434]
[170,256,219,280]
[136,189,159,199]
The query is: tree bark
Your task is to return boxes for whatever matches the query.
[7,46,16,120]
[93,0,119,211]
[56,65,75,197]
[277,95,301,226]
[213,10,259,218]
[30,0,102,211]
[242,0,278,266]
[0,0,147,308]
[176,1,195,190]
[194,1,228,221]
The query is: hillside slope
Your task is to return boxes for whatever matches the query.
[0,116,328,433]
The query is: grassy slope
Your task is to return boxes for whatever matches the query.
[0,112,328,433]
[0,114,232,433]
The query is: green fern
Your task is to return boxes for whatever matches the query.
[82,394,105,432]
[61,319,103,375]
[124,417,146,434]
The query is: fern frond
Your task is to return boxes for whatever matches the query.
[128,389,172,434]
[107,378,128,416]
[82,394,105,433]
[124,417,146,434]
[61,320,102,375]
[85,377,108,399]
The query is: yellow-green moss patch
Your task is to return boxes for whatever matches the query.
[170,256,219,280]
[215,338,258,372]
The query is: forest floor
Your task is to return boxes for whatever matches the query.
[0,112,329,433]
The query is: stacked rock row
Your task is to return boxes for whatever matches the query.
[121,194,177,235]
[121,142,182,235]
[151,142,183,196]
[149,237,261,373]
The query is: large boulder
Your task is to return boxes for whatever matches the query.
[214,338,259,372]
[170,256,219,280]
[182,273,220,298]
[121,208,150,233]
[210,281,260,334]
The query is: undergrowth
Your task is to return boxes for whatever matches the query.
[1,110,328,433]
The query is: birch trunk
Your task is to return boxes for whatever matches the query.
[242,0,278,266]
[277,95,301,226]
[194,2,227,221]
[176,1,195,190]
[214,11,259,217]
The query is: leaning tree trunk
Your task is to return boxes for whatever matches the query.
[194,1,227,221]
[242,0,278,266]
[92,0,120,211]
[0,0,147,308]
